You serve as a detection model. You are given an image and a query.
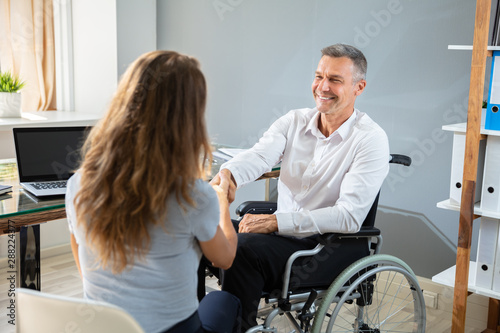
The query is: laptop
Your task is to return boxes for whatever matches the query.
[13,126,91,197]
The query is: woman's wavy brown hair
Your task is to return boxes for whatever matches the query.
[74,50,212,273]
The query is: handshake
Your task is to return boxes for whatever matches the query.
[210,169,237,204]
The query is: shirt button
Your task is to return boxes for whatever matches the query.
[302,185,307,190]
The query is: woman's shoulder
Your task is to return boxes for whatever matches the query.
[66,171,82,200]
[193,178,215,194]
[191,179,218,206]
[184,179,220,233]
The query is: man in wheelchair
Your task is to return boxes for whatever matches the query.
[210,44,391,331]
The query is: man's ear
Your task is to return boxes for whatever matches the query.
[354,79,367,96]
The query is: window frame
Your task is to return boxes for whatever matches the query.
[53,0,75,112]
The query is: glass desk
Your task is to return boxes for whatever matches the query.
[1,183,67,291]
[0,186,66,234]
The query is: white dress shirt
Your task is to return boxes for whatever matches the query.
[221,107,390,237]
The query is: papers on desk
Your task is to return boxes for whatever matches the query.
[219,148,248,157]
[0,184,13,196]
[213,148,248,162]
[212,148,281,172]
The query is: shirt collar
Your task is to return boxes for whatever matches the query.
[307,108,358,140]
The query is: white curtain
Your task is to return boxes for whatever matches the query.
[0,0,57,111]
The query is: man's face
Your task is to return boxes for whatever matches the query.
[311,56,366,116]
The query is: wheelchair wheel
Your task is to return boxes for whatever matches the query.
[311,254,426,333]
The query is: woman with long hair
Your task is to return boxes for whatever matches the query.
[65,50,240,333]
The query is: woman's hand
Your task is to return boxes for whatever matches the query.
[210,169,236,203]
[202,169,238,270]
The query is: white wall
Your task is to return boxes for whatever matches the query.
[72,0,157,114]
[116,0,157,77]
[156,0,489,278]
[71,0,118,115]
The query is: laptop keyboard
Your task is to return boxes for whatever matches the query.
[29,181,67,190]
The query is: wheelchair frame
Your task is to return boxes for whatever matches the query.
[235,154,426,333]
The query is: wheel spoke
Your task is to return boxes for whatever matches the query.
[366,270,416,330]
[311,255,425,333]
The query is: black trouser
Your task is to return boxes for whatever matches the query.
[199,228,369,331]
[164,291,241,333]
[222,233,318,330]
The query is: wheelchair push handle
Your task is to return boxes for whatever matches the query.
[389,154,411,166]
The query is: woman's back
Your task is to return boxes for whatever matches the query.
[66,174,220,333]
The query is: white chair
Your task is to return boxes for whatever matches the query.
[16,288,145,333]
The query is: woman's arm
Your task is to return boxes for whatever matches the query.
[199,173,237,270]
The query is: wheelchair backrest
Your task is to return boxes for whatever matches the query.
[358,154,411,228]
[361,192,380,228]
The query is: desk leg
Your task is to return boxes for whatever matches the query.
[265,179,270,201]
[17,225,41,290]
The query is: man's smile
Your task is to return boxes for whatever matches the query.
[316,93,336,101]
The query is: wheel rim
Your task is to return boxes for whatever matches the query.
[312,256,425,333]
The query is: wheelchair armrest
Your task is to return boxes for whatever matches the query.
[235,201,277,217]
[317,226,381,245]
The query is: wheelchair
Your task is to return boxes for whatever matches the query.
[234,154,426,333]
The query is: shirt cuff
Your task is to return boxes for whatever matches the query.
[276,211,319,237]
[275,212,293,235]
[219,163,246,189]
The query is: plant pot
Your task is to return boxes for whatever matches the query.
[0,92,22,118]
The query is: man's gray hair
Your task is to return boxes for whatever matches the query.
[321,44,367,83]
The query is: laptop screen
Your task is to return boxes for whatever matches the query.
[13,127,91,182]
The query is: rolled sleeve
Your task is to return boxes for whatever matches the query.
[221,113,290,187]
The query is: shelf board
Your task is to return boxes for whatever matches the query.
[0,111,101,131]
[432,261,500,300]
[448,45,500,51]
[436,199,500,219]
[442,122,500,136]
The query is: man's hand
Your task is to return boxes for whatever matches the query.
[239,214,278,234]
[210,169,236,203]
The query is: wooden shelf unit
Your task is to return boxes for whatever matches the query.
[433,1,499,332]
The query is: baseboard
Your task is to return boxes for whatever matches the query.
[0,243,72,269]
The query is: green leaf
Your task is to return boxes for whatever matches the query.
[0,70,25,92]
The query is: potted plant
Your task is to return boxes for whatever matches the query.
[0,71,25,118]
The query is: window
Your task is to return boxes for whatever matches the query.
[0,0,74,112]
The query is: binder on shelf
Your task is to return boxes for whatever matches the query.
[481,136,500,213]
[449,132,485,205]
[494,217,500,292]
[486,50,500,131]
[475,217,499,289]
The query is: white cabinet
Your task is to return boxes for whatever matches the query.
[434,122,500,299]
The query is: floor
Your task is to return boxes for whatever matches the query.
[0,251,492,333]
